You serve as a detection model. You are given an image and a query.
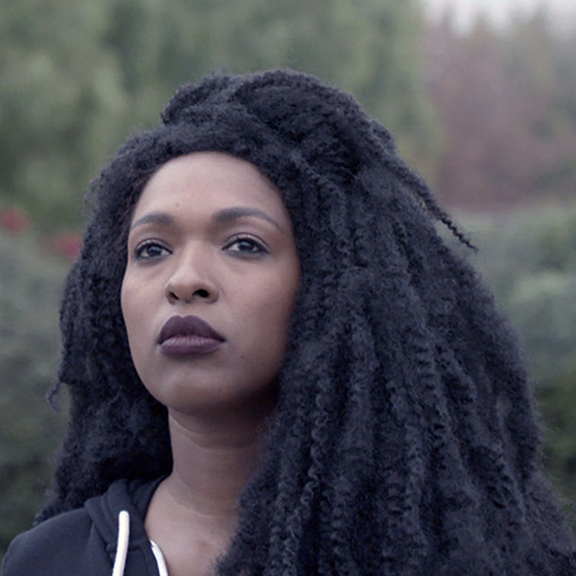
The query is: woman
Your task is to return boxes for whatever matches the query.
[2,69,575,575]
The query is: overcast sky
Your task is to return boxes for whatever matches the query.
[423,0,576,29]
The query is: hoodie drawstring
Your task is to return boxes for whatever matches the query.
[150,540,170,576]
[112,510,130,576]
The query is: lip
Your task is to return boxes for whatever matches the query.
[158,315,225,357]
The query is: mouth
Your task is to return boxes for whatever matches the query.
[158,315,225,357]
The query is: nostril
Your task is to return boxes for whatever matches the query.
[166,282,215,303]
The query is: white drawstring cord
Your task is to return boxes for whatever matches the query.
[111,510,130,576]
[150,540,170,576]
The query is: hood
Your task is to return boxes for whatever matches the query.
[85,477,165,575]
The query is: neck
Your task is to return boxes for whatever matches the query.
[162,392,276,524]
[144,396,276,575]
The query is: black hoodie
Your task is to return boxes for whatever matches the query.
[1,477,165,576]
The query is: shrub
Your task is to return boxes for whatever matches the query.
[465,201,576,507]
[0,228,68,557]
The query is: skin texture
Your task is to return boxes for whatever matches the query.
[121,152,301,576]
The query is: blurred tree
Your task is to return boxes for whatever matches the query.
[540,364,576,524]
[0,0,128,228]
[0,228,68,557]
[0,0,436,231]
[467,202,576,506]
[426,16,508,207]
[503,12,576,200]
[426,11,576,209]
[555,28,576,127]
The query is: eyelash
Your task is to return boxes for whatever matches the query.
[134,240,171,260]
[223,235,268,255]
[133,235,268,261]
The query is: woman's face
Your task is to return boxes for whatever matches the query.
[121,152,300,417]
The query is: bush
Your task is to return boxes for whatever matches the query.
[464,201,576,507]
[0,228,68,558]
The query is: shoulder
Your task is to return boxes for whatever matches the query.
[1,507,106,576]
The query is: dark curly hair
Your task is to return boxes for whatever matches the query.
[40,70,575,575]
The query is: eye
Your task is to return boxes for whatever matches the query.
[134,240,171,260]
[223,235,268,256]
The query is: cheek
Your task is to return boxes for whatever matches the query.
[237,273,299,355]
[120,278,149,365]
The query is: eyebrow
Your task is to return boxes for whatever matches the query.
[212,206,285,232]
[130,211,174,231]
[130,207,285,233]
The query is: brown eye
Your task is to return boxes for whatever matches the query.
[224,235,268,255]
[134,241,171,260]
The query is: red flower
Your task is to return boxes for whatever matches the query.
[0,207,30,233]
[48,232,83,260]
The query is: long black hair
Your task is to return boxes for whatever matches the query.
[40,69,575,575]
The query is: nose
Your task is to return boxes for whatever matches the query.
[164,250,219,305]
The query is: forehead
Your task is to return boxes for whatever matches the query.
[132,151,289,221]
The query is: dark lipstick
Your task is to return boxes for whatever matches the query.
[158,315,224,356]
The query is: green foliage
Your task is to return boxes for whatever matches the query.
[465,201,576,505]
[539,366,576,524]
[0,229,68,558]
[0,0,436,231]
